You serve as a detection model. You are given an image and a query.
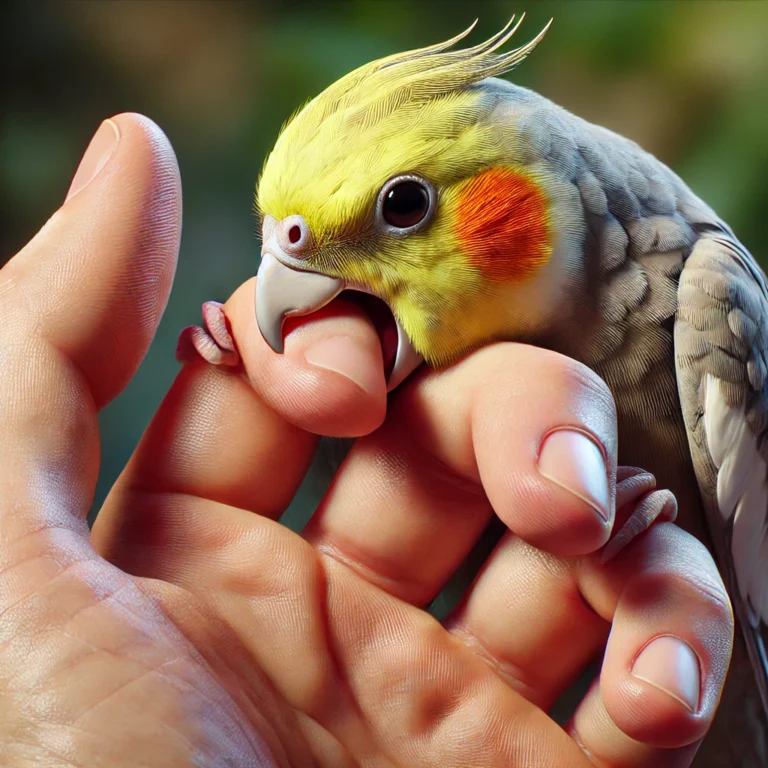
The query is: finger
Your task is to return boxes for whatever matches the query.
[447,534,607,710]
[92,358,318,567]
[231,279,388,437]
[441,469,655,711]
[569,522,733,764]
[315,553,593,768]
[568,681,699,768]
[94,272,386,548]
[0,114,179,553]
[303,342,618,608]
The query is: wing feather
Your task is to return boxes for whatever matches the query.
[705,374,768,614]
[675,235,768,714]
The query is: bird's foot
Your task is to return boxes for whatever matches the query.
[600,467,678,564]
[176,301,240,367]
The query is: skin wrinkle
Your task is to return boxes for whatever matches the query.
[450,625,542,703]
[94,665,243,762]
[61,719,199,768]
[314,542,430,603]
[309,459,491,605]
[0,522,89,576]
[0,558,113,645]
[34,714,195,768]
[307,552,383,765]
[5,736,91,768]
[0,552,72,606]
[43,627,143,684]
[4,615,209,761]
[71,660,182,726]
[132,562,319,767]
[112,587,292,767]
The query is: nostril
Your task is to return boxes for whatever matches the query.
[276,215,310,255]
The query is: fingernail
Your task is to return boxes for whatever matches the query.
[65,119,120,203]
[305,335,381,395]
[631,635,701,712]
[537,428,610,521]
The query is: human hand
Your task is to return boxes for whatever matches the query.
[0,114,732,767]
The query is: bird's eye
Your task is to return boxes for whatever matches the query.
[381,180,430,229]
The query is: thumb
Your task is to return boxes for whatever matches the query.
[0,113,180,543]
[7,114,181,408]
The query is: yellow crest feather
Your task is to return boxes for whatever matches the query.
[256,15,552,231]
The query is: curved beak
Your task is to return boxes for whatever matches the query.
[255,241,423,392]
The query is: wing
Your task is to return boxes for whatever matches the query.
[675,232,768,712]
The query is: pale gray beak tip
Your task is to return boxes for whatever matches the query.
[255,249,423,390]
[255,252,343,355]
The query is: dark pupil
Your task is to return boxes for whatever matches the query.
[383,181,429,228]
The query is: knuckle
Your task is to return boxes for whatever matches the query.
[531,347,616,418]
[641,524,733,618]
[628,559,734,638]
[556,356,616,419]
[485,343,617,412]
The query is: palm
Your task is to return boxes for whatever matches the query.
[1,483,581,766]
[85,386,589,767]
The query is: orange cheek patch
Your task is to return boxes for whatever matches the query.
[455,167,551,282]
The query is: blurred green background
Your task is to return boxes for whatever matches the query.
[2,0,767,523]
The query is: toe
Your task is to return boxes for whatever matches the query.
[201,301,236,352]
[176,325,239,367]
[602,487,678,564]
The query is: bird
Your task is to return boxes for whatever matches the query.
[178,16,768,765]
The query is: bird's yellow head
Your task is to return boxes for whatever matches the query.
[255,16,565,389]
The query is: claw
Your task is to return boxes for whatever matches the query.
[176,302,240,367]
[600,469,678,564]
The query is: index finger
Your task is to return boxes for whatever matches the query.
[226,279,388,438]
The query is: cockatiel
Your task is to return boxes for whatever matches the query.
[180,17,768,765]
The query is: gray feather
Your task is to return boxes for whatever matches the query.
[675,237,768,724]
[484,80,768,764]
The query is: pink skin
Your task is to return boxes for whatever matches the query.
[178,300,677,561]
[0,113,732,768]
